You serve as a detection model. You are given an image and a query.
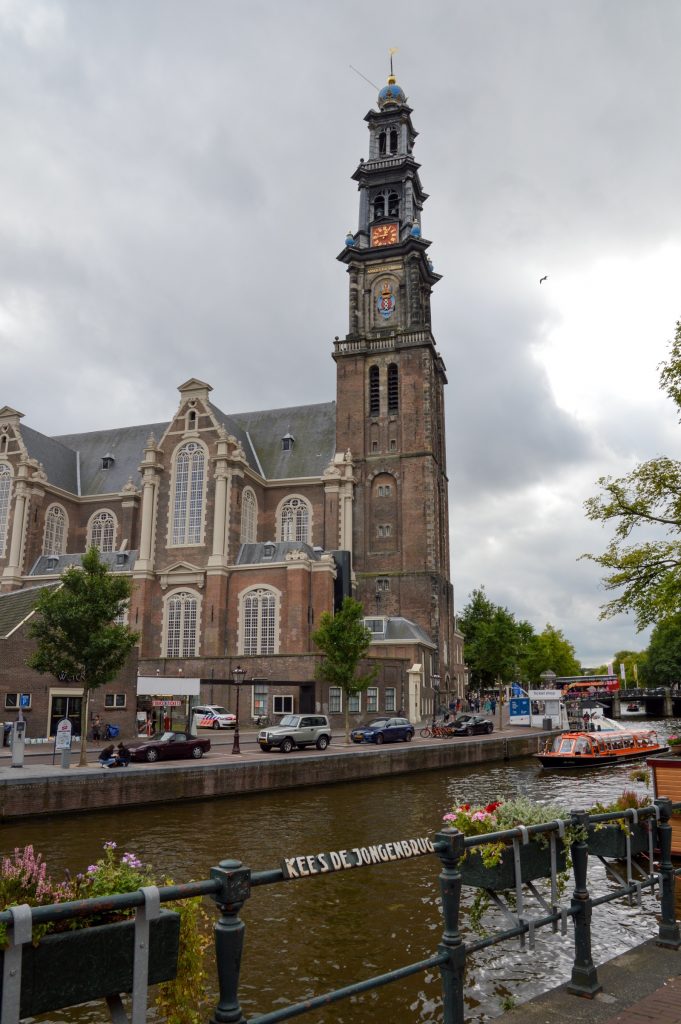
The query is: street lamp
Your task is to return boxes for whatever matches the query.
[231,664,246,755]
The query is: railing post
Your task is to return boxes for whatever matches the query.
[434,827,467,1024]
[655,797,681,948]
[209,859,252,1024]
[566,810,602,998]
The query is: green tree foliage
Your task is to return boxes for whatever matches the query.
[638,616,681,687]
[522,624,581,684]
[583,320,681,630]
[28,548,139,765]
[312,596,378,742]
[611,649,647,687]
[458,588,532,690]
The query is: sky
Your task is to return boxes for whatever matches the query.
[2,0,681,666]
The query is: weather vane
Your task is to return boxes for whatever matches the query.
[389,47,398,77]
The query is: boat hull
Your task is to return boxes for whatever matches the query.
[536,747,666,768]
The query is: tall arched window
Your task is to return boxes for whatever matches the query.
[43,504,67,556]
[241,588,278,655]
[369,365,380,416]
[279,496,310,543]
[240,487,257,544]
[88,510,116,552]
[388,363,399,414]
[165,590,199,658]
[389,129,398,154]
[0,464,11,554]
[172,441,205,545]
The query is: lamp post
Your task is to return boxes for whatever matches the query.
[231,664,246,755]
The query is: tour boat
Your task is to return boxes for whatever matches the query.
[535,717,667,768]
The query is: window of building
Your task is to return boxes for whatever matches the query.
[43,504,67,556]
[373,194,385,219]
[0,433,7,454]
[0,463,12,553]
[388,363,399,413]
[369,365,380,416]
[348,693,361,714]
[385,687,397,712]
[364,618,386,638]
[387,191,399,217]
[240,487,257,544]
[366,687,379,713]
[101,454,115,470]
[389,129,398,154]
[242,588,277,655]
[253,683,269,718]
[165,590,199,658]
[329,687,342,714]
[171,441,205,545]
[273,695,293,715]
[376,577,390,592]
[281,433,295,451]
[371,441,378,453]
[187,408,197,431]
[88,510,116,552]
[378,130,386,155]
[104,693,127,708]
[4,693,31,710]
[389,439,397,451]
[377,484,392,497]
[377,524,392,538]
[279,496,311,543]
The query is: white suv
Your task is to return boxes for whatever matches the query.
[192,705,237,730]
[258,714,332,753]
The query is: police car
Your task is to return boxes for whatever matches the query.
[192,705,237,730]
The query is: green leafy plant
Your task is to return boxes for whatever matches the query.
[587,788,652,833]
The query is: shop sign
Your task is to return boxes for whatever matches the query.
[55,718,72,751]
[151,699,182,707]
[281,835,434,879]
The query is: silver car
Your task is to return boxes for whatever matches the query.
[258,714,332,753]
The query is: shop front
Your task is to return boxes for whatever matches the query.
[136,677,201,736]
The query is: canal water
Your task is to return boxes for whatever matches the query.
[5,718,679,1024]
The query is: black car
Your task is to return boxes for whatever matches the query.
[128,731,211,763]
[449,715,494,736]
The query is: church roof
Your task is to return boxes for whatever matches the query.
[21,425,80,493]
[53,422,167,495]
[0,583,60,639]
[29,551,139,576]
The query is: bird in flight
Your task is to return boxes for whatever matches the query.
[539,275,548,284]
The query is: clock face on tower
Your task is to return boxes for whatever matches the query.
[370,223,398,247]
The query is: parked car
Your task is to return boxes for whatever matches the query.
[350,717,415,744]
[192,705,236,730]
[128,731,211,763]
[258,715,331,753]
[449,715,494,736]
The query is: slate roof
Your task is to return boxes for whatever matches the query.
[368,616,436,647]
[236,542,323,565]
[20,425,79,493]
[28,551,139,576]
[0,583,60,639]
[53,423,168,495]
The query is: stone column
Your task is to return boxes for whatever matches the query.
[208,428,231,569]
[133,435,161,577]
[2,458,30,587]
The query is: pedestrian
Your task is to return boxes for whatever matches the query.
[98,743,116,767]
[490,698,497,715]
[92,714,101,742]
[112,742,131,768]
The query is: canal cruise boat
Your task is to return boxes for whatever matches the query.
[535,717,667,768]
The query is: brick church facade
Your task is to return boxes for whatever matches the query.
[0,72,466,740]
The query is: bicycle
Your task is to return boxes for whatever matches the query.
[254,714,270,727]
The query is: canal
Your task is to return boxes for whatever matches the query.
[5,719,679,1024]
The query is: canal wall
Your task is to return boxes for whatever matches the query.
[0,731,548,821]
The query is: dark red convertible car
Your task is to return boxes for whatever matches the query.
[128,731,211,763]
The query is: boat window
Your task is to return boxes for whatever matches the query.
[575,738,591,754]
[559,739,575,753]
[551,737,562,752]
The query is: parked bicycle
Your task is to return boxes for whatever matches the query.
[254,714,270,727]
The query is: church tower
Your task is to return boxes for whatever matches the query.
[334,69,455,679]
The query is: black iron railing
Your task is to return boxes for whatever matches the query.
[1,799,680,1024]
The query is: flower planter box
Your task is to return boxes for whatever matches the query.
[0,909,180,1018]
[587,822,652,859]
[459,842,567,890]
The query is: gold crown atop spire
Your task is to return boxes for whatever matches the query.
[388,46,398,82]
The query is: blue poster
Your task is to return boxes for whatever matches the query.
[509,698,530,717]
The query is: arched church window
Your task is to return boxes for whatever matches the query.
[387,191,400,218]
[279,496,311,544]
[240,487,257,544]
[88,510,116,552]
[0,464,12,554]
[378,131,387,155]
[164,590,199,658]
[369,365,380,416]
[241,587,279,655]
[373,194,385,220]
[172,441,205,545]
[388,363,399,414]
[389,129,398,154]
[43,504,67,556]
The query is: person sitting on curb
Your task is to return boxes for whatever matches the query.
[98,743,116,767]
[111,742,131,768]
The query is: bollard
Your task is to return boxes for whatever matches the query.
[209,859,251,1024]
[434,827,467,1024]
[655,797,681,949]
[567,809,602,997]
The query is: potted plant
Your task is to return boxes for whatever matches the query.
[586,788,655,859]
[0,843,207,1020]
[442,796,570,891]
[667,734,681,754]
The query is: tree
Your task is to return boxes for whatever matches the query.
[458,588,532,690]
[312,596,378,743]
[521,624,581,685]
[583,320,681,630]
[28,548,139,766]
[638,615,681,687]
